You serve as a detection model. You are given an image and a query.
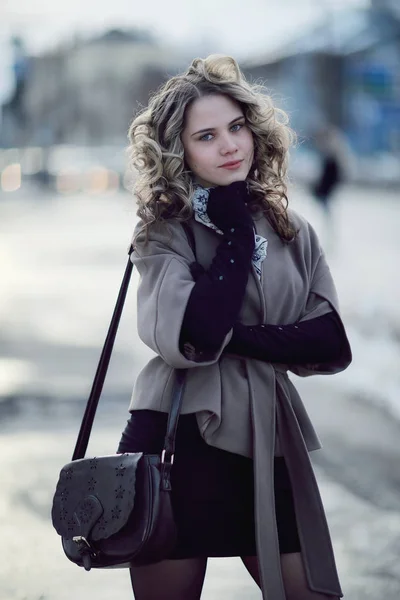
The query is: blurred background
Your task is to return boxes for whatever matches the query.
[1,1,400,599]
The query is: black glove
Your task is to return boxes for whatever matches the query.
[207,181,254,233]
[224,313,347,365]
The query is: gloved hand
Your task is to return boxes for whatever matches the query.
[207,181,254,233]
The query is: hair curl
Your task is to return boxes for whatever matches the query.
[128,54,297,242]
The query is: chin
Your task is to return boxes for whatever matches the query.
[199,169,249,188]
[220,171,248,185]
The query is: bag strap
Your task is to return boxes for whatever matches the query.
[72,222,196,462]
[181,221,196,258]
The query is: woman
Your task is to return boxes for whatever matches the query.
[118,55,352,600]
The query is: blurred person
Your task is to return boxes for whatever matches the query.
[118,55,352,600]
[311,125,350,248]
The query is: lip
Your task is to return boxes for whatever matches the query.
[219,160,243,169]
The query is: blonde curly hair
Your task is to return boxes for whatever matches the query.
[128,54,297,242]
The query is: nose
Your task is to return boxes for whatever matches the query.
[219,133,238,155]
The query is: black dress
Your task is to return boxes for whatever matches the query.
[117,410,301,558]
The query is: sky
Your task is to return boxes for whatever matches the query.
[0,0,369,101]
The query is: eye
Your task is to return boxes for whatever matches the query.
[199,133,213,142]
[231,123,244,132]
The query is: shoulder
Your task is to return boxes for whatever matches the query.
[133,218,194,260]
[287,207,310,233]
[287,208,321,252]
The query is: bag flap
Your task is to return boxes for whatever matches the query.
[51,452,143,541]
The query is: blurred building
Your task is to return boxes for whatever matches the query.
[2,29,185,147]
[243,2,400,179]
[0,36,32,147]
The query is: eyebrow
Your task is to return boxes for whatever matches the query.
[191,115,245,137]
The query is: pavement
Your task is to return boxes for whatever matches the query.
[1,182,400,599]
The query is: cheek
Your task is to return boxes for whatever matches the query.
[186,145,213,172]
[244,131,255,156]
[184,147,198,172]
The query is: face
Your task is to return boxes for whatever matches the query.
[181,94,254,188]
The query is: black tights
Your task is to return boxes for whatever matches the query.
[129,554,340,600]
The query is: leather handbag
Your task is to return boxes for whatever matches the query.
[51,229,193,571]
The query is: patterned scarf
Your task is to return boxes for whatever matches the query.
[192,184,268,280]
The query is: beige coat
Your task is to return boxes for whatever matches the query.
[129,208,352,600]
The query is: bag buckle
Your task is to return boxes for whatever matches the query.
[161,449,174,465]
[72,536,97,571]
[72,535,95,552]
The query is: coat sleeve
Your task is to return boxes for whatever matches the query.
[289,221,352,377]
[132,219,233,368]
